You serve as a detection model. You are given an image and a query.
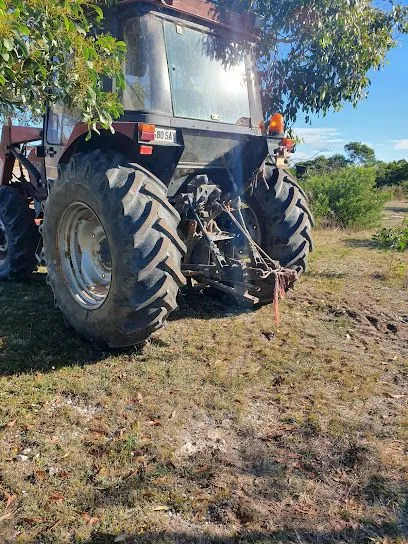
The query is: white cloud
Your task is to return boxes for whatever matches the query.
[393,139,408,150]
[291,149,336,164]
[291,151,316,162]
[294,128,343,147]
[292,128,345,163]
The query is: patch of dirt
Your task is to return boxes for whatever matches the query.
[314,293,408,357]
[260,331,275,342]
[327,303,402,334]
[47,394,104,421]
[291,284,408,356]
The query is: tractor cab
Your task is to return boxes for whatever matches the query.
[117,0,269,194]
[45,0,270,194]
[119,1,263,128]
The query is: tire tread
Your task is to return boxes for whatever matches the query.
[44,150,185,347]
[0,186,38,281]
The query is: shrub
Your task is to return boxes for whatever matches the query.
[303,167,388,228]
[380,181,408,200]
[375,159,408,188]
[402,180,408,199]
[373,218,408,251]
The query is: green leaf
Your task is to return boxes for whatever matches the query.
[92,5,104,21]
[75,25,87,36]
[115,41,127,51]
[63,15,74,33]
[17,25,30,36]
[3,38,14,51]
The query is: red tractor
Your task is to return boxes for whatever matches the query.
[0,0,313,348]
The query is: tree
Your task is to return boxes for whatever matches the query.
[326,154,350,170]
[344,142,376,166]
[376,159,408,187]
[1,0,408,130]
[217,0,408,124]
[0,0,126,132]
[296,153,349,177]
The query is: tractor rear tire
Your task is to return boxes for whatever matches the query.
[245,165,314,299]
[43,150,186,348]
[0,186,39,280]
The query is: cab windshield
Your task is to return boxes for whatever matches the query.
[122,13,252,125]
[163,20,250,124]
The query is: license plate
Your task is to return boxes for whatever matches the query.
[154,127,177,143]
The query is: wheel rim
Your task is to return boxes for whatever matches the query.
[240,202,262,245]
[0,218,8,265]
[232,202,262,260]
[58,202,111,309]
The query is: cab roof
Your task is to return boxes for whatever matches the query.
[118,0,261,41]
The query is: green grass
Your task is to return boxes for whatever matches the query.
[0,202,407,544]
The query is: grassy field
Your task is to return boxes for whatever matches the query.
[0,201,407,544]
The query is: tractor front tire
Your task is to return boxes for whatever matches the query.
[0,186,39,280]
[43,150,186,348]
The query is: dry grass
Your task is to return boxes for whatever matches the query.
[0,202,407,544]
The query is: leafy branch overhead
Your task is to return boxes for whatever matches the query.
[0,0,126,131]
[217,0,408,122]
[1,0,408,129]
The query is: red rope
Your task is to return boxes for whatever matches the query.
[273,273,287,325]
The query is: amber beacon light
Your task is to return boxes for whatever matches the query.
[268,113,284,137]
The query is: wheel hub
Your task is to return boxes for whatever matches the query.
[238,202,262,252]
[0,218,8,265]
[58,202,112,309]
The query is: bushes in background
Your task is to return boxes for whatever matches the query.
[303,167,388,228]
[379,180,408,200]
[296,143,408,194]
[373,218,408,251]
[376,160,408,189]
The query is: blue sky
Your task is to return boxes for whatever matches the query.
[292,33,408,164]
